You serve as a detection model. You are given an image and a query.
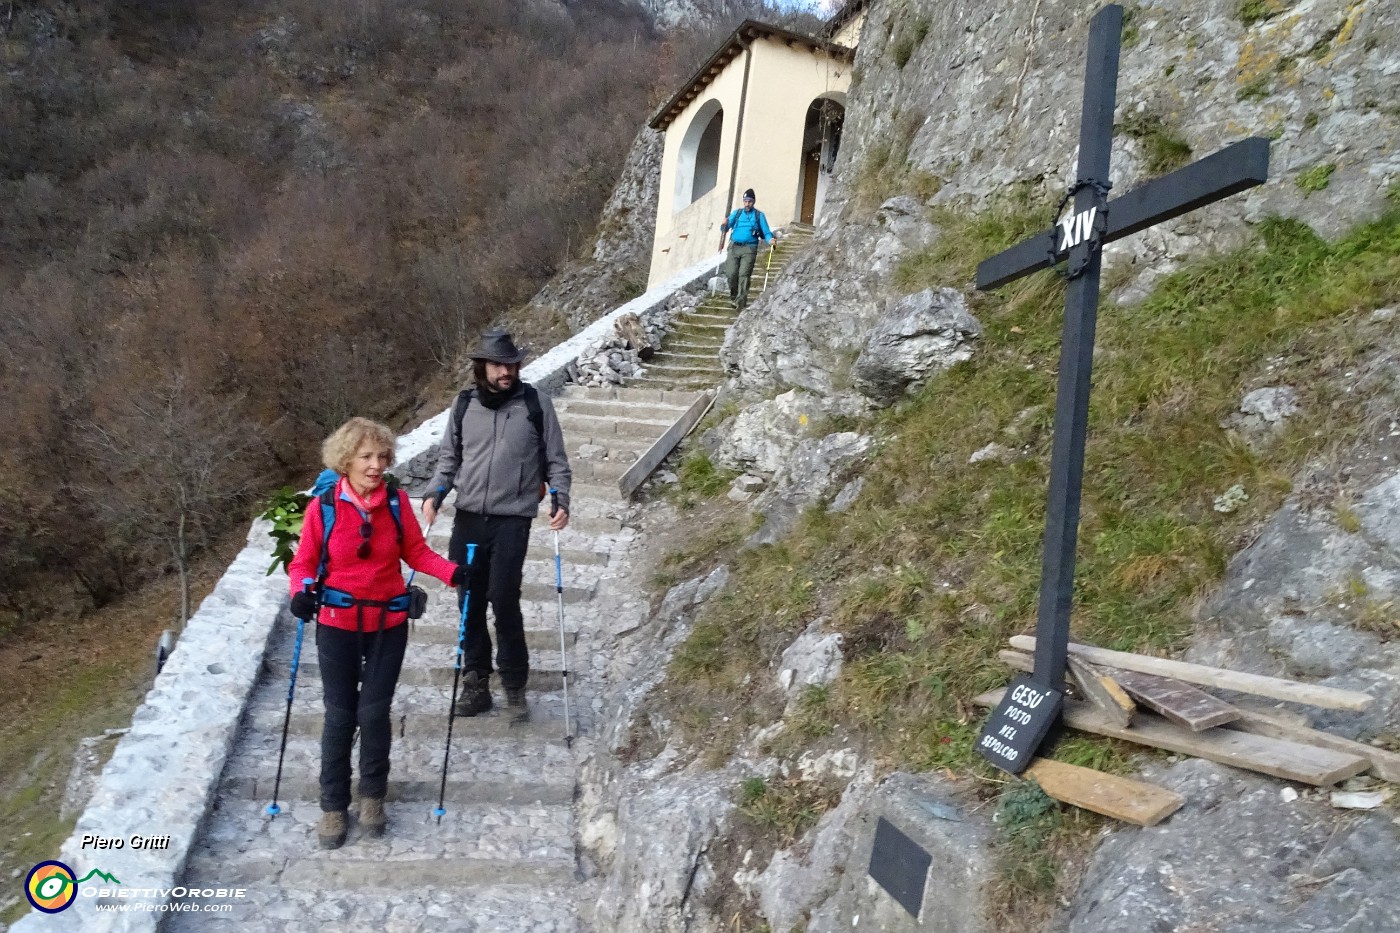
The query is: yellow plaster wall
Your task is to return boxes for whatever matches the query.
[648,39,851,287]
[832,9,867,49]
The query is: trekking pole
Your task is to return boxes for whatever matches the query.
[762,240,775,292]
[550,489,575,749]
[267,578,315,818]
[435,542,476,824]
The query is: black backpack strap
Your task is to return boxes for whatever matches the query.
[384,474,404,543]
[523,384,547,476]
[452,388,474,468]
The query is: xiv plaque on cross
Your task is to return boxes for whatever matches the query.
[973,4,1270,774]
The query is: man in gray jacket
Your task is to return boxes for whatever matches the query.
[423,330,572,716]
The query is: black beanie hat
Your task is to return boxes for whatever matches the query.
[743,188,755,200]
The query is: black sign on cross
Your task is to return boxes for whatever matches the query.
[973,3,1270,775]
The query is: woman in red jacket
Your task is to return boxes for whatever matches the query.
[288,417,460,850]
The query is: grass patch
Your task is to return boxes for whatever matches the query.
[736,775,842,844]
[1296,162,1337,194]
[1118,111,1193,176]
[668,451,740,512]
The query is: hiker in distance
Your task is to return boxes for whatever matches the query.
[288,418,463,850]
[719,187,774,311]
[422,329,573,719]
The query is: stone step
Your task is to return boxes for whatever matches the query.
[651,350,718,363]
[268,621,577,658]
[182,800,576,887]
[642,363,725,379]
[248,689,585,740]
[166,881,583,931]
[683,311,738,324]
[219,734,579,806]
[556,411,674,437]
[566,431,656,453]
[265,662,569,692]
[554,398,692,420]
[570,457,631,484]
[558,385,699,406]
[665,338,726,352]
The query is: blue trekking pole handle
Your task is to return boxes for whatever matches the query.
[286,581,311,703]
[436,542,476,822]
[453,544,477,668]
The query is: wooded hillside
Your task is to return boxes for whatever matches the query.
[0,0,770,625]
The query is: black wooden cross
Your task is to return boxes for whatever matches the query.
[973,4,1270,775]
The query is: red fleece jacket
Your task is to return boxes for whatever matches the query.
[288,478,457,632]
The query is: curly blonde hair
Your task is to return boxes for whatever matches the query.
[322,417,397,475]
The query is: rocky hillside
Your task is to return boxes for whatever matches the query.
[578,0,1400,930]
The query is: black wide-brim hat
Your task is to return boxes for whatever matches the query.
[471,329,528,365]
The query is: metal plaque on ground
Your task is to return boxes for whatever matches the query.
[868,816,932,918]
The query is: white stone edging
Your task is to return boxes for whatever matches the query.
[11,251,720,932]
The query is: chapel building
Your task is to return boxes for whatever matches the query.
[645,2,868,287]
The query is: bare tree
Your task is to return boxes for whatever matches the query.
[74,372,270,628]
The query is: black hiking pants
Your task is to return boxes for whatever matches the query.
[316,620,408,812]
[449,511,533,691]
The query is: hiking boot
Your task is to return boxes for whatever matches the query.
[359,797,387,838]
[453,671,492,717]
[504,685,529,722]
[317,810,348,850]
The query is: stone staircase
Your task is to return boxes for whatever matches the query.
[634,223,813,391]
[173,388,688,933]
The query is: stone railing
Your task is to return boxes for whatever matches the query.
[10,250,721,932]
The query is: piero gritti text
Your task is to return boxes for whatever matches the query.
[80,833,172,850]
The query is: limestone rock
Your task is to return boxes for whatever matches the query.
[1223,385,1301,442]
[969,442,1017,464]
[777,618,843,699]
[828,476,865,513]
[850,288,981,406]
[1065,760,1400,933]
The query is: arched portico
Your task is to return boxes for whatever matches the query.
[797,93,846,225]
[673,100,724,212]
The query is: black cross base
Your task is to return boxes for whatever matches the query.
[972,4,1269,775]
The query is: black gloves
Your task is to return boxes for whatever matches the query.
[450,564,466,587]
[290,591,318,620]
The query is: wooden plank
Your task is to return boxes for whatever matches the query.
[617,391,713,499]
[1106,667,1239,732]
[1226,708,1400,785]
[1068,657,1137,728]
[998,649,1137,727]
[1008,635,1373,712]
[972,689,1369,786]
[1024,757,1183,826]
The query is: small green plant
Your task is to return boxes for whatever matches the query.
[260,486,311,575]
[1238,0,1285,27]
[890,17,931,69]
[994,781,1063,896]
[1121,4,1142,47]
[1296,162,1336,194]
[1117,111,1193,175]
[1303,111,1320,130]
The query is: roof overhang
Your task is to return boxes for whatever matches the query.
[823,0,871,40]
[647,20,854,132]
